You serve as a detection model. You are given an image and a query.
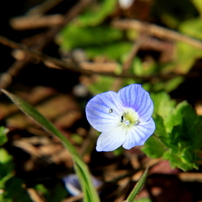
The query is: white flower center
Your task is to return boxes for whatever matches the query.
[120,107,139,127]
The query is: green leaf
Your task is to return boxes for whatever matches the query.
[174,42,202,74]
[132,57,143,76]
[72,133,83,144]
[0,126,8,146]
[141,136,165,158]
[151,92,178,133]
[180,148,199,170]
[85,42,132,60]
[151,92,176,117]
[131,57,156,77]
[161,102,202,171]
[164,76,184,92]
[147,94,202,171]
[113,146,124,156]
[0,148,14,190]
[163,150,197,171]
[174,101,202,149]
[78,0,117,26]
[126,168,148,202]
[43,183,68,202]
[192,0,202,15]
[179,18,202,40]
[153,114,167,137]
[164,18,202,75]
[34,184,48,195]
[1,89,100,202]
[88,76,115,95]
[59,25,123,50]
[0,148,14,177]
[2,177,32,202]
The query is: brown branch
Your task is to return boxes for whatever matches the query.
[1,34,199,88]
[123,35,147,73]
[35,0,93,51]
[10,14,64,30]
[112,19,202,49]
[10,0,66,30]
[27,188,48,202]
[0,35,153,80]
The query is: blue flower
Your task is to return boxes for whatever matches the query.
[85,84,155,152]
[63,174,102,196]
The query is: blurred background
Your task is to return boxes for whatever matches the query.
[1,0,202,201]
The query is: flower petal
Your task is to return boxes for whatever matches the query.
[118,84,154,121]
[85,91,123,132]
[85,84,155,152]
[123,118,155,149]
[63,174,81,196]
[96,125,126,152]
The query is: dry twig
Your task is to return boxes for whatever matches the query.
[112,19,202,49]
[10,14,64,30]
[0,35,152,80]
[27,188,48,202]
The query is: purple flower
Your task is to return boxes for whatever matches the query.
[85,84,155,152]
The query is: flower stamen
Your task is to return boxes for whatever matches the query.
[121,107,140,127]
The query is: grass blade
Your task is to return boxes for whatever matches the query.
[126,167,149,202]
[1,89,100,202]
